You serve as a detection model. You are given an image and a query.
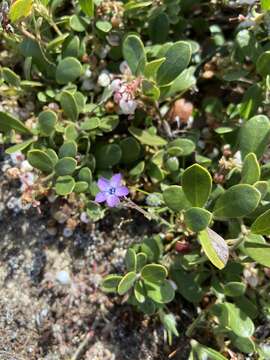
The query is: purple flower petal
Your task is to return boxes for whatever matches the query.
[106,195,120,207]
[115,186,129,197]
[110,173,122,187]
[97,177,110,191]
[95,192,107,203]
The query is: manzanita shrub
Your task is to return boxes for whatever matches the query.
[1,0,270,357]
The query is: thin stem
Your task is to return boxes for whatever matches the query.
[123,198,172,228]
[40,172,55,184]
[186,311,205,337]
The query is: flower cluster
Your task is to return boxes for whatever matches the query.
[110,78,140,115]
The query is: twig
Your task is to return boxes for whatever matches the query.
[71,330,94,360]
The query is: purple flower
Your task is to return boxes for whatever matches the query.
[95,173,129,207]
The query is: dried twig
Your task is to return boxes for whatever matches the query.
[71,330,94,360]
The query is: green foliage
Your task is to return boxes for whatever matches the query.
[184,207,212,232]
[213,185,261,219]
[156,42,192,86]
[199,228,229,269]
[2,1,270,356]
[238,115,270,158]
[123,35,146,76]
[79,0,94,17]
[9,0,33,22]
[182,164,212,207]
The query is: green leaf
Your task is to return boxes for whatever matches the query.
[123,35,146,75]
[9,0,33,22]
[217,302,255,338]
[243,241,270,267]
[190,340,228,360]
[164,156,179,172]
[149,12,169,44]
[234,296,258,320]
[125,248,137,272]
[55,157,77,176]
[251,209,270,235]
[138,298,156,315]
[141,264,167,284]
[0,111,32,135]
[45,149,58,165]
[59,141,77,158]
[184,207,212,232]
[213,184,261,219]
[257,50,270,77]
[124,1,152,11]
[96,20,112,33]
[99,115,119,132]
[145,280,175,304]
[238,115,270,158]
[101,274,122,293]
[55,175,76,195]
[74,181,89,193]
[81,117,100,131]
[171,268,203,303]
[56,57,82,85]
[117,272,137,295]
[65,124,78,140]
[229,333,256,354]
[78,167,92,184]
[47,33,69,51]
[60,91,79,121]
[163,185,191,212]
[2,67,21,87]
[5,139,34,154]
[28,149,54,173]
[38,110,57,136]
[144,58,166,79]
[241,153,260,184]
[134,280,146,303]
[129,161,145,177]
[224,282,246,297]
[142,80,160,100]
[254,181,268,199]
[240,84,263,120]
[167,138,195,157]
[120,137,141,164]
[136,253,147,271]
[95,144,122,168]
[141,236,163,262]
[199,228,229,269]
[20,38,55,77]
[148,161,165,182]
[70,14,87,32]
[160,67,196,99]
[182,164,212,207]
[62,35,80,58]
[79,0,94,16]
[261,0,270,10]
[156,41,192,86]
[128,126,167,146]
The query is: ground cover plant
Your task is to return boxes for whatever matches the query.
[1,0,270,358]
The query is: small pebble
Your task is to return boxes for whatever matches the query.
[56,270,71,285]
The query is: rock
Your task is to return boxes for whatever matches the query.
[56,270,71,285]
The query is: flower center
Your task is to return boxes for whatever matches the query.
[108,187,116,195]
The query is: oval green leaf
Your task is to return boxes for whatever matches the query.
[182,164,212,207]
[199,228,229,270]
[213,184,261,219]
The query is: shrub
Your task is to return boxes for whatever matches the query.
[1,0,270,357]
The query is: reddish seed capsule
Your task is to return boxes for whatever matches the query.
[175,241,191,254]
